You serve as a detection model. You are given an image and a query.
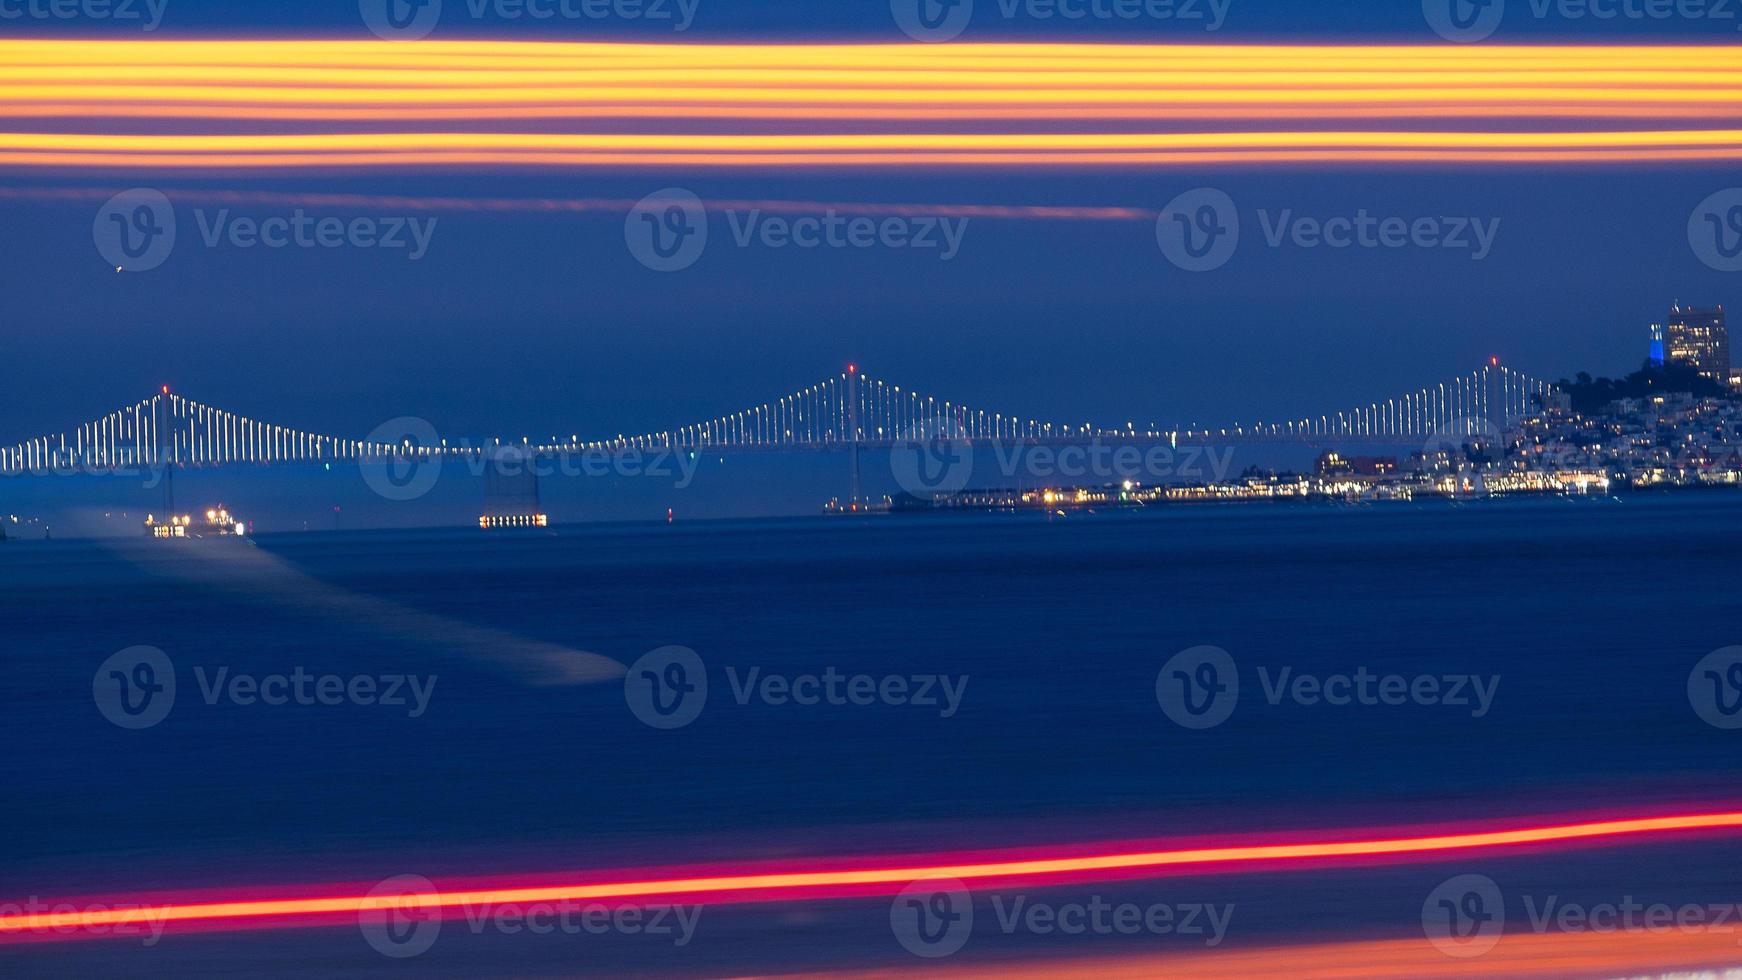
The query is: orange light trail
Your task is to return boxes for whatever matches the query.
[7,149,1742,168]
[7,808,1742,938]
[2,40,1741,169]
[811,927,1742,978]
[8,104,1742,122]
[5,129,1742,151]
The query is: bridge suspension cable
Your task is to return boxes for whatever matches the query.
[0,365,1562,476]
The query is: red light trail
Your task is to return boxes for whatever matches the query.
[6,807,1742,939]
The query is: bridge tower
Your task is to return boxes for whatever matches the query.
[846,364,862,511]
[154,387,176,519]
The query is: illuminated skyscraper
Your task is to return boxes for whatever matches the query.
[1648,322,1665,367]
[1664,304,1729,383]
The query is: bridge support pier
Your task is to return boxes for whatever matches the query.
[479,446,548,529]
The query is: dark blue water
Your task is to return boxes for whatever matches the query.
[6,495,1742,976]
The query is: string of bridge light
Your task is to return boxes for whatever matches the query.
[0,365,1562,474]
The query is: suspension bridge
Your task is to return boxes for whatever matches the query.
[0,364,1558,478]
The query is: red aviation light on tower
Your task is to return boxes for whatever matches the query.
[847,364,857,375]
[1490,356,1500,367]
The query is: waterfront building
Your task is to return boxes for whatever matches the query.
[1664,304,1730,383]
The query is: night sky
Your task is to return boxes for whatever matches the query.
[2,1,1738,520]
